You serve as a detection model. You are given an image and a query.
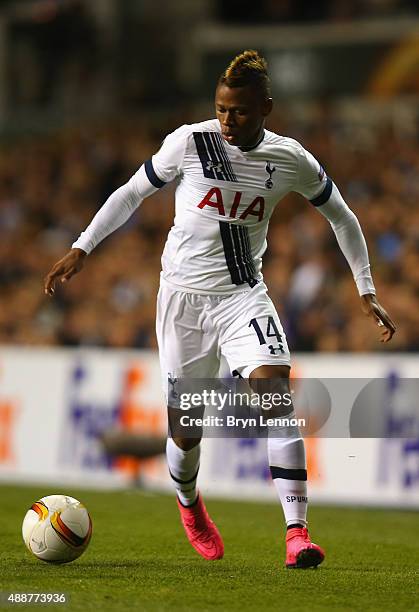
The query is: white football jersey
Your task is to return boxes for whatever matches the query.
[73,117,374,297]
[147,119,331,294]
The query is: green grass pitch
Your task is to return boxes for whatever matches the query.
[0,485,418,611]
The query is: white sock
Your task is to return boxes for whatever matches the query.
[166,437,200,506]
[268,429,308,527]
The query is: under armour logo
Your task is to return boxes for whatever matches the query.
[268,344,285,355]
[265,162,276,189]
[206,160,224,173]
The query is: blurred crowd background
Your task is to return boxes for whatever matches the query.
[0,0,418,353]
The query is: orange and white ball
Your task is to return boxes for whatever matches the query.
[22,495,92,563]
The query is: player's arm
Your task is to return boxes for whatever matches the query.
[44,126,188,295]
[314,182,395,342]
[294,147,396,343]
[43,167,158,295]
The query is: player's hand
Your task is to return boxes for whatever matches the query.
[360,294,396,343]
[44,248,87,296]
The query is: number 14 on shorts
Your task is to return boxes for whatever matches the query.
[249,316,285,355]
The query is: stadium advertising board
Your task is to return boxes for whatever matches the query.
[0,348,418,508]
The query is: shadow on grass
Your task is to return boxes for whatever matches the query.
[18,558,412,579]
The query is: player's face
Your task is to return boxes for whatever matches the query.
[215,84,272,148]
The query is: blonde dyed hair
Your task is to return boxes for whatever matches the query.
[219,50,271,98]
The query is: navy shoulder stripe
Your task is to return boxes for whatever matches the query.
[193,132,237,182]
[144,159,166,189]
[310,176,333,207]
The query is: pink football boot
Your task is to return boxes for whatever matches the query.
[177,495,224,560]
[285,527,325,569]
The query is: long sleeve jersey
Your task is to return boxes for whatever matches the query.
[73,119,375,296]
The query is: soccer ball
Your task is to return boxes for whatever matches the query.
[22,494,92,563]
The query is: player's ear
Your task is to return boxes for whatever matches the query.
[262,97,273,117]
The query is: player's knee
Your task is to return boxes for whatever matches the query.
[249,364,290,381]
[168,404,204,446]
[248,364,291,413]
[248,365,291,396]
[172,436,201,451]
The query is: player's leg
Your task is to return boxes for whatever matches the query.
[249,364,324,569]
[218,282,324,568]
[166,404,202,506]
[156,286,206,506]
[156,286,223,560]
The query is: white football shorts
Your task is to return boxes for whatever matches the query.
[156,280,291,401]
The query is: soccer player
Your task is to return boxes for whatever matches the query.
[44,50,396,568]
